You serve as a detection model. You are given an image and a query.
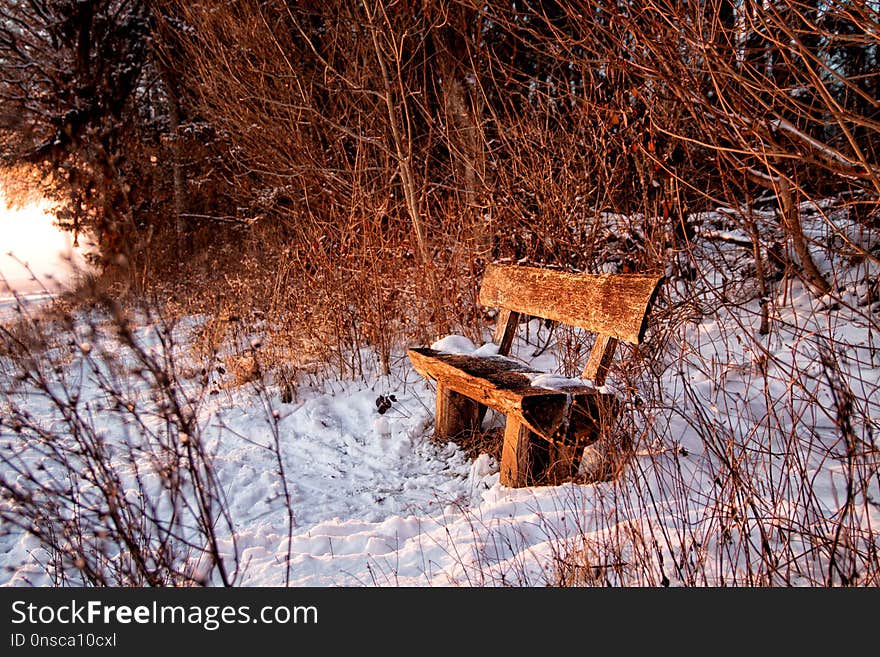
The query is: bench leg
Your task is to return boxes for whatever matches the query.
[435,383,481,440]
[500,418,533,487]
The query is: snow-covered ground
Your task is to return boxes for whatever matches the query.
[0,293,55,324]
[1,203,879,586]
[0,304,592,586]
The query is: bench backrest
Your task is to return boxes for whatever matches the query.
[478,264,663,385]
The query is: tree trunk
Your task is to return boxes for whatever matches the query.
[746,167,831,297]
[364,1,428,264]
[435,5,487,254]
[777,175,831,296]
[165,75,187,252]
[746,209,771,335]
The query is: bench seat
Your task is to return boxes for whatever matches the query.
[408,347,618,446]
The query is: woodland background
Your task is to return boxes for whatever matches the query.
[2,1,877,359]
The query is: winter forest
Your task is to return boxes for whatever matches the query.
[0,0,878,587]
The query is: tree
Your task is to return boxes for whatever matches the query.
[0,2,145,249]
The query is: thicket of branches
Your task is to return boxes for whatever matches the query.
[1,1,877,349]
[0,0,235,277]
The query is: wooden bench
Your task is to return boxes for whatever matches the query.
[408,264,662,487]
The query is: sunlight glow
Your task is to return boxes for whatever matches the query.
[0,189,80,296]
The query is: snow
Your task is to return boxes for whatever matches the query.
[1,205,879,587]
[0,292,54,323]
[529,373,594,390]
[474,342,501,356]
[431,333,502,358]
[430,334,476,354]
